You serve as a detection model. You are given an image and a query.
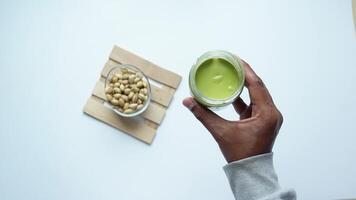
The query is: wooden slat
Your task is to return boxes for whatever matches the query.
[109,45,182,89]
[141,102,166,124]
[150,84,175,107]
[83,97,157,144]
[92,79,166,124]
[100,60,116,77]
[101,60,175,107]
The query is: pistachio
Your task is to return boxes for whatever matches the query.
[132,86,140,93]
[121,95,129,102]
[124,109,134,114]
[113,93,121,99]
[121,68,128,73]
[122,74,129,80]
[111,99,119,106]
[122,80,129,85]
[138,93,146,101]
[113,87,121,93]
[134,77,141,83]
[137,104,144,110]
[132,94,138,103]
[129,103,138,110]
[140,88,147,95]
[124,88,131,95]
[106,94,113,101]
[124,102,129,110]
[115,73,123,79]
[105,86,114,94]
[136,81,143,88]
[129,75,135,84]
[128,92,134,100]
[118,98,125,107]
[111,76,118,83]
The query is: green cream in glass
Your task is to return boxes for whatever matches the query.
[189,50,245,107]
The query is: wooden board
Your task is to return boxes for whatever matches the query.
[83,45,182,144]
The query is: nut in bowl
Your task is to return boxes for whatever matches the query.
[104,64,151,117]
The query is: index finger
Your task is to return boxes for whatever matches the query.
[240,59,274,105]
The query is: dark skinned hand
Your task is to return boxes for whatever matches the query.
[183,59,283,163]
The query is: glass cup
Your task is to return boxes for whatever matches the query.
[189,50,245,108]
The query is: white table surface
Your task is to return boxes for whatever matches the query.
[1,1,355,199]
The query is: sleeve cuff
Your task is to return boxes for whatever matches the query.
[223,153,281,200]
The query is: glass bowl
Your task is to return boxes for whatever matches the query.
[104,64,151,117]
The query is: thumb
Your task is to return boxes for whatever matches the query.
[182,97,226,134]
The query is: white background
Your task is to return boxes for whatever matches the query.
[1,0,355,199]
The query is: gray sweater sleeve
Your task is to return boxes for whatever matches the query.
[223,153,296,200]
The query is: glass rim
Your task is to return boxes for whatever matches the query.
[189,50,245,107]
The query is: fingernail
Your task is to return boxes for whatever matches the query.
[183,98,196,110]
